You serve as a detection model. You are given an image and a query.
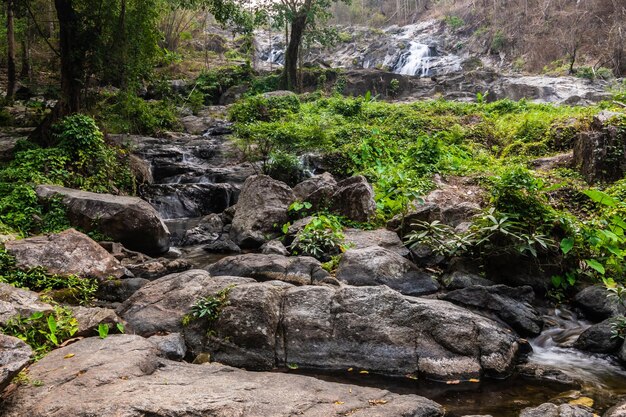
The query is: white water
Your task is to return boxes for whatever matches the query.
[396,42,431,76]
[529,308,626,390]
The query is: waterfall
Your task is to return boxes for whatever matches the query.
[395,42,431,76]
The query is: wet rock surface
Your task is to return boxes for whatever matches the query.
[5,229,129,281]
[574,285,625,321]
[0,335,444,417]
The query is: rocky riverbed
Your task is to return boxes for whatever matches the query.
[1,109,626,417]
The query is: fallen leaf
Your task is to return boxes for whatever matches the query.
[347,367,353,372]
[63,353,75,359]
[334,401,345,405]
[368,399,388,406]
[405,374,417,380]
[446,380,461,385]
[468,378,480,383]
[569,397,594,407]
[359,370,369,374]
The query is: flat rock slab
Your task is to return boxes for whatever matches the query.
[5,229,127,281]
[0,335,444,417]
[36,185,170,255]
[0,334,33,393]
[0,283,53,326]
[519,403,594,417]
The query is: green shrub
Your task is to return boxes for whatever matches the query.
[101,92,180,135]
[265,151,306,187]
[195,64,253,104]
[229,94,301,124]
[444,15,465,30]
[290,215,345,261]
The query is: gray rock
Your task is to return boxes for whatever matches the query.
[36,185,170,255]
[293,172,337,210]
[387,203,441,236]
[336,246,439,296]
[0,334,444,417]
[519,403,594,417]
[180,115,214,135]
[605,399,626,417]
[117,270,254,336]
[516,362,581,388]
[5,229,128,281]
[0,283,53,326]
[69,306,122,337]
[0,335,33,393]
[96,277,149,302]
[575,285,625,321]
[442,271,495,290]
[126,258,191,279]
[574,319,622,353]
[331,175,377,222]
[119,276,521,380]
[203,238,241,254]
[260,239,289,256]
[573,111,626,183]
[343,228,409,257]
[442,285,544,337]
[148,333,187,361]
[230,175,295,248]
[208,253,330,285]
[620,340,626,364]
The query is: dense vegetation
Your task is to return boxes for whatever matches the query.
[230,92,626,302]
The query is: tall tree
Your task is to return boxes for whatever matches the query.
[269,0,348,91]
[5,0,17,100]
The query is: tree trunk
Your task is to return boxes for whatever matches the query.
[6,0,17,100]
[280,14,306,91]
[31,0,84,144]
[20,19,31,80]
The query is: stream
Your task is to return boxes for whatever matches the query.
[134,121,626,416]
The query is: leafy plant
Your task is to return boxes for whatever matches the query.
[182,286,234,326]
[290,215,345,261]
[2,306,79,358]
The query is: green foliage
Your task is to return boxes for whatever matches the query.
[444,15,465,30]
[290,215,345,261]
[1,305,78,358]
[98,323,110,339]
[195,64,253,105]
[100,92,180,135]
[229,93,301,124]
[0,248,98,305]
[490,31,507,54]
[182,286,234,326]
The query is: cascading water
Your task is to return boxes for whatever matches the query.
[528,308,626,401]
[395,42,432,76]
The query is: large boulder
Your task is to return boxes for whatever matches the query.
[331,175,377,222]
[119,273,521,380]
[442,271,495,290]
[0,335,33,393]
[0,283,53,326]
[573,319,622,353]
[68,306,122,337]
[117,270,253,336]
[442,285,544,337]
[230,175,295,248]
[336,246,439,296]
[574,285,625,321]
[36,185,170,255]
[293,172,337,210]
[0,334,443,417]
[620,340,626,364]
[4,229,128,281]
[208,253,330,285]
[573,111,626,183]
